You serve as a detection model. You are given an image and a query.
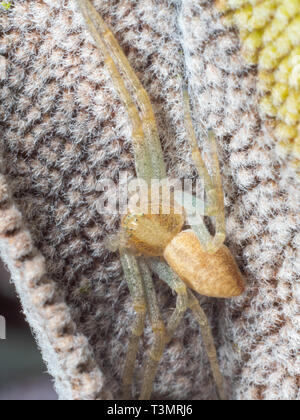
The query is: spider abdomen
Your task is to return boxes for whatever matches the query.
[164,230,245,298]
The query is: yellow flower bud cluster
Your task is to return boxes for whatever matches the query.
[216,0,300,173]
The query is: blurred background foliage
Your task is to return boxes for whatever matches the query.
[0,260,57,400]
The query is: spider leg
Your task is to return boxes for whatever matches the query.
[137,258,167,400]
[183,90,215,202]
[206,129,226,251]
[187,290,227,401]
[183,91,226,252]
[120,250,147,399]
[148,258,227,401]
[147,259,188,342]
[76,0,166,181]
[174,190,212,251]
[76,0,151,181]
[175,189,221,253]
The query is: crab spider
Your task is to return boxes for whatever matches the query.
[76,0,245,401]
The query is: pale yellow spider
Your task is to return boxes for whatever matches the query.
[76,0,245,401]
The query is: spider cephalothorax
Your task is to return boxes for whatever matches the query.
[77,0,245,401]
[122,198,185,257]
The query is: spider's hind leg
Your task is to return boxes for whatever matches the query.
[187,290,227,401]
[147,258,188,343]
[148,259,227,401]
[138,259,167,400]
[120,250,147,399]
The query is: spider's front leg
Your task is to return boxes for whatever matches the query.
[183,91,226,253]
[76,0,166,181]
